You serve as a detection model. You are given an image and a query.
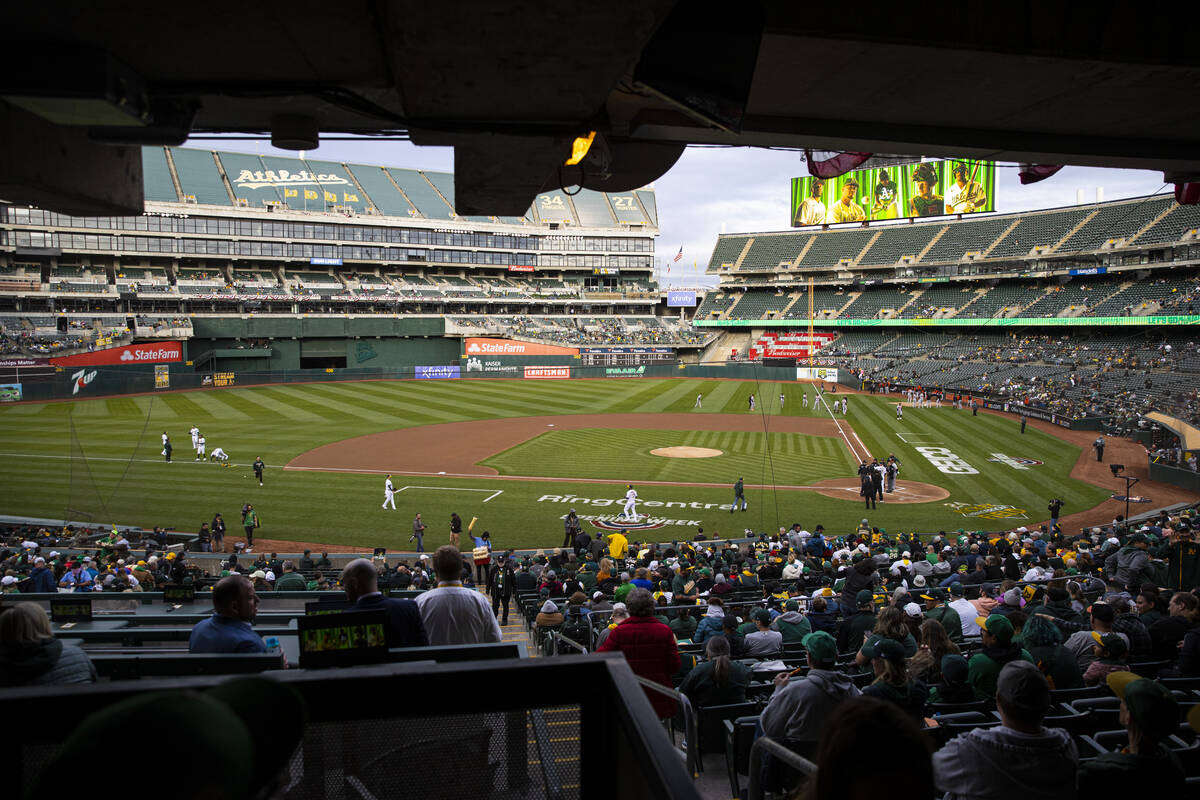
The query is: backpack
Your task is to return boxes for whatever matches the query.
[560,610,592,653]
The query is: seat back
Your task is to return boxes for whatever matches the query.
[698,701,759,754]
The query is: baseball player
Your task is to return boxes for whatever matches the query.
[209,447,229,462]
[189,424,200,452]
[382,474,396,510]
[622,484,639,522]
[896,403,903,421]
[748,394,756,412]
[841,398,848,414]
[802,392,808,409]
[779,392,786,411]
[195,434,206,461]
[694,393,702,408]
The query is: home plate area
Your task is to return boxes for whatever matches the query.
[806,478,950,504]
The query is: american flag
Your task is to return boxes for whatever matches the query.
[672,245,683,262]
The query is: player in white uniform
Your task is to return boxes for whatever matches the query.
[779,392,785,411]
[802,392,809,408]
[382,474,396,510]
[896,403,903,421]
[190,425,199,452]
[694,393,702,408]
[195,435,206,460]
[622,485,639,521]
[210,447,229,462]
[841,398,848,414]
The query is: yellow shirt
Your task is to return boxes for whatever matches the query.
[607,532,628,560]
[827,200,865,224]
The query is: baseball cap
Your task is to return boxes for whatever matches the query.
[903,602,923,618]
[856,589,874,606]
[592,591,604,600]
[921,588,947,603]
[785,599,799,611]
[1003,588,1024,607]
[861,636,905,662]
[802,631,838,665]
[0,575,16,585]
[1107,672,1179,741]
[977,614,1014,644]
[912,574,927,588]
[996,661,1050,717]
[750,608,770,625]
[250,570,267,579]
[941,654,969,684]
[949,582,965,597]
[1091,631,1128,658]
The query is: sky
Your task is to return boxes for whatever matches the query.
[188,135,1169,288]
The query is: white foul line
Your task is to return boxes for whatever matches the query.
[397,485,504,503]
[816,392,866,463]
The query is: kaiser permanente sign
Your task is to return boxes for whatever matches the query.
[693,315,1200,328]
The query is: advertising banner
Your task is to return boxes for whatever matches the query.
[507,265,535,272]
[50,341,183,367]
[666,291,698,307]
[796,367,839,382]
[154,364,170,389]
[604,366,646,377]
[415,365,462,380]
[790,159,996,226]
[463,356,520,375]
[1069,267,1107,276]
[0,383,22,401]
[0,357,49,368]
[524,366,570,380]
[694,315,1200,328]
[464,338,578,357]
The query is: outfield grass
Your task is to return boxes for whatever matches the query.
[0,379,1110,550]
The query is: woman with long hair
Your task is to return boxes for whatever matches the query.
[679,634,752,708]
[855,606,917,667]
[910,618,960,685]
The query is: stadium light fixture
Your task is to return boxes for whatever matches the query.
[565,131,596,166]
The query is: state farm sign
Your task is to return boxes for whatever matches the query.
[52,342,183,367]
[524,366,570,380]
[464,338,578,357]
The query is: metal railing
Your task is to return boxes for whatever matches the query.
[632,674,702,779]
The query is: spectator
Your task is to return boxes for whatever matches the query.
[771,599,811,643]
[0,602,96,685]
[968,614,1034,701]
[692,597,726,644]
[341,558,428,648]
[1077,672,1187,796]
[1057,602,1129,672]
[678,635,752,708]
[933,661,1078,800]
[669,606,697,640]
[1021,614,1082,690]
[188,575,266,654]
[595,603,628,648]
[1104,532,1155,592]
[929,654,975,704]
[760,631,861,742]
[1083,632,1129,686]
[597,588,680,720]
[805,596,838,635]
[860,637,928,721]
[948,583,980,637]
[855,606,917,668]
[743,608,784,657]
[273,561,307,591]
[28,556,56,593]
[415,546,502,645]
[535,600,564,628]
[910,618,960,685]
[1148,590,1198,661]
[838,589,877,654]
[803,697,934,800]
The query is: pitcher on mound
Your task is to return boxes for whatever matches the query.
[621,484,639,521]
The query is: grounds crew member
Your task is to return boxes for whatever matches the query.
[732,477,747,512]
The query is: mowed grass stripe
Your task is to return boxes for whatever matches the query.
[239,387,337,423]
[699,380,742,411]
[289,383,416,424]
[185,391,256,421]
[345,382,472,422]
[630,379,702,413]
[449,381,596,415]
[335,381,469,425]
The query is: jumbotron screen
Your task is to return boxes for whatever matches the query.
[790,160,996,227]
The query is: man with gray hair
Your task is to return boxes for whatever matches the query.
[933,660,1077,800]
[342,558,428,648]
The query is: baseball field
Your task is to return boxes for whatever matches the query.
[0,377,1118,551]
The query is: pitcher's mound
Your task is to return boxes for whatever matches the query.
[651,446,724,459]
[808,478,949,504]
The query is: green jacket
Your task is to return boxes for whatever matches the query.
[669,615,698,640]
[1162,540,1200,591]
[926,604,963,642]
[274,572,307,591]
[968,645,1034,700]
[1077,746,1186,797]
[613,582,633,603]
[771,612,812,644]
[577,570,598,594]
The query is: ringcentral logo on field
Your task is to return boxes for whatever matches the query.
[525,367,570,379]
[914,446,978,475]
[119,345,180,363]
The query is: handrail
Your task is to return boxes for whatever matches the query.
[747,736,818,800]
[632,675,701,778]
[549,630,589,655]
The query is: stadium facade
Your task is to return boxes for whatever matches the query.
[0,147,708,376]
